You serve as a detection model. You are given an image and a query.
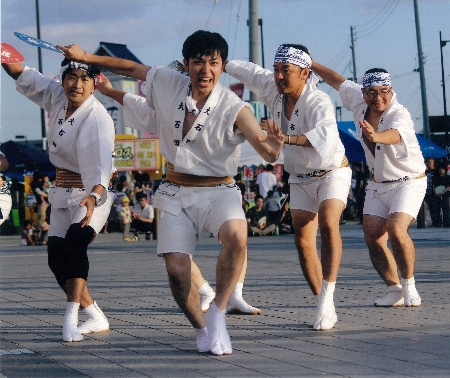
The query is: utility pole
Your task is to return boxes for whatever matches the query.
[414,0,430,140]
[440,31,450,145]
[350,26,357,82]
[248,0,259,102]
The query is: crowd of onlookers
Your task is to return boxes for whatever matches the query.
[7,155,450,245]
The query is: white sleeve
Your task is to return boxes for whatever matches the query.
[123,93,158,135]
[226,60,276,108]
[303,93,342,167]
[339,80,364,112]
[15,67,65,113]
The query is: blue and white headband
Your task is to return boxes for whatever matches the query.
[274,45,312,68]
[362,72,391,88]
[60,61,101,87]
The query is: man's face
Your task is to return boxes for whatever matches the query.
[255,198,264,208]
[362,86,393,114]
[273,62,308,95]
[62,68,95,107]
[139,197,147,207]
[184,53,224,97]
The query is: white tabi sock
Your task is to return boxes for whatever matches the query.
[204,301,232,355]
[198,281,215,313]
[401,277,421,307]
[78,301,109,334]
[374,284,404,307]
[227,282,262,315]
[195,327,209,353]
[313,280,337,331]
[63,302,83,342]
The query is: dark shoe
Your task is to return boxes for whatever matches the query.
[145,233,151,240]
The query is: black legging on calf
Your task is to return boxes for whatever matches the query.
[47,223,95,287]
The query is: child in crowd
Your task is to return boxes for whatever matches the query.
[20,220,36,246]
[120,196,132,241]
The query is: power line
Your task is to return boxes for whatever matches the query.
[357,0,400,40]
[205,0,218,29]
[354,0,396,32]
[173,0,193,61]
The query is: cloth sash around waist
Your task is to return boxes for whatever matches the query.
[369,172,426,184]
[55,168,117,188]
[296,155,349,178]
[166,162,233,187]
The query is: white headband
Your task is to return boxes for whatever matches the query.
[274,45,312,68]
[60,61,100,87]
[362,72,391,88]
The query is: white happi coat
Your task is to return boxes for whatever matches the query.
[339,80,425,183]
[124,66,249,216]
[226,60,346,182]
[15,67,115,208]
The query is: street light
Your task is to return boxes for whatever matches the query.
[440,31,450,144]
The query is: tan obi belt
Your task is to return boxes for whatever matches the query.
[296,156,349,178]
[370,172,426,183]
[166,162,233,187]
[55,168,118,188]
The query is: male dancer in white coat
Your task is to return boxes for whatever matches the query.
[311,61,426,307]
[225,44,352,330]
[59,30,283,355]
[2,57,114,342]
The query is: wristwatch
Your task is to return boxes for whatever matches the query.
[89,192,102,207]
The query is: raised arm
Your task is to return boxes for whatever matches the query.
[311,60,346,91]
[2,62,25,80]
[56,44,151,81]
[235,107,284,163]
[97,77,127,105]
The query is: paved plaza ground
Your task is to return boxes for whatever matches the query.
[1,222,450,377]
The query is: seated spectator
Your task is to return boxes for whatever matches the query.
[265,190,281,225]
[278,201,293,234]
[130,192,155,240]
[20,220,36,246]
[246,195,276,236]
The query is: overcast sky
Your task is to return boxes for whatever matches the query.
[1,0,450,143]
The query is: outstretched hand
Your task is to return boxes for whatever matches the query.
[359,120,378,143]
[257,118,284,158]
[56,44,87,63]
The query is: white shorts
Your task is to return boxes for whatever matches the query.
[49,192,113,238]
[0,193,12,226]
[364,176,427,219]
[289,167,352,213]
[156,186,246,256]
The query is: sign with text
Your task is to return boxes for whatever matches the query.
[114,139,159,171]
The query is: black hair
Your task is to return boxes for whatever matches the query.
[354,162,362,169]
[136,192,148,201]
[266,164,274,171]
[364,68,389,75]
[60,58,101,82]
[182,30,228,62]
[280,44,310,56]
[23,220,32,228]
[255,194,264,202]
[267,190,274,197]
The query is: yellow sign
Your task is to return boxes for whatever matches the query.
[114,139,159,171]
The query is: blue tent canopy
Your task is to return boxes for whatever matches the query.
[337,121,447,161]
[0,140,55,172]
[337,121,365,161]
[415,134,447,158]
